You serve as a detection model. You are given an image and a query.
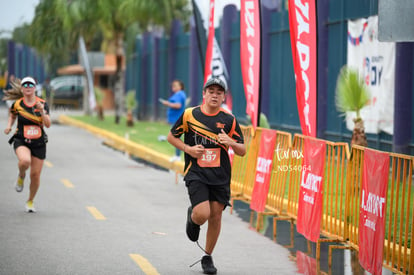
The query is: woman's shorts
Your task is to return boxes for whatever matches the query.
[186,180,231,209]
[13,139,46,160]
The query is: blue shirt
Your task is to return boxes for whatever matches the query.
[167,90,186,124]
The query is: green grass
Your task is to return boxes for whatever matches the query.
[69,115,177,157]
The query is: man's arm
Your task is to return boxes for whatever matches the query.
[167,132,205,159]
[217,129,246,156]
[167,132,186,153]
[230,141,246,156]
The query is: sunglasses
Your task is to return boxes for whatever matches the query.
[22,83,35,88]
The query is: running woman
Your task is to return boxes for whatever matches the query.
[3,76,51,213]
[167,77,246,274]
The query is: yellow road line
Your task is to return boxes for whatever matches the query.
[61,178,74,188]
[44,160,53,168]
[129,254,160,275]
[86,206,106,220]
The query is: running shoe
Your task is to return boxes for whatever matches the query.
[15,175,24,192]
[201,255,217,274]
[25,201,36,213]
[186,206,200,242]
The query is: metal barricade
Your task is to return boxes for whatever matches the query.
[230,126,259,212]
[230,126,254,199]
[383,152,414,274]
[266,130,292,214]
[320,141,349,240]
[345,145,414,274]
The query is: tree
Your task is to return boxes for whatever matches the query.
[27,0,190,122]
[335,66,370,147]
[27,0,74,73]
[95,0,190,124]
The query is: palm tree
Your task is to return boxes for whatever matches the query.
[27,0,105,116]
[335,66,370,147]
[27,0,73,72]
[27,0,190,122]
[65,0,190,124]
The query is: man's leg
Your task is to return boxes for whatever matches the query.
[192,200,210,225]
[205,201,224,255]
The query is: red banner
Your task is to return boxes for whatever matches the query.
[203,0,215,83]
[240,0,261,130]
[288,0,317,137]
[359,148,389,275]
[250,129,277,212]
[296,138,325,242]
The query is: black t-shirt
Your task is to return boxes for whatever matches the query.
[170,106,244,185]
[11,97,49,145]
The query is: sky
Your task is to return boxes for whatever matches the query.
[0,0,40,38]
[0,0,240,39]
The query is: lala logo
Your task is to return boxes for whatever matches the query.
[216,122,225,129]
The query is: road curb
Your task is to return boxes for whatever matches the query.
[58,115,185,174]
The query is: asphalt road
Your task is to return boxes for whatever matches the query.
[0,107,298,275]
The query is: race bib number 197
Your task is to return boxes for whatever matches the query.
[198,148,221,167]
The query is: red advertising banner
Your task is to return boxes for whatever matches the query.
[359,148,389,275]
[288,0,317,137]
[240,0,261,131]
[296,138,326,242]
[250,129,277,212]
[204,0,215,83]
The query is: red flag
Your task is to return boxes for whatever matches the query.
[359,148,389,275]
[288,0,317,137]
[204,0,215,84]
[240,0,261,130]
[250,129,277,212]
[296,138,326,242]
[192,0,232,111]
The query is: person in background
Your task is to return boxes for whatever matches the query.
[160,79,187,162]
[3,76,51,213]
[167,77,246,274]
[4,73,15,108]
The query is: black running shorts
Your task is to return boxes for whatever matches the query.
[186,180,231,209]
[13,139,46,160]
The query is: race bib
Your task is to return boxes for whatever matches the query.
[198,148,221,167]
[23,125,42,139]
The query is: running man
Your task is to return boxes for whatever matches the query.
[167,77,246,274]
[3,76,51,212]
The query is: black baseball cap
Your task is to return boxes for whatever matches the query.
[203,77,227,92]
